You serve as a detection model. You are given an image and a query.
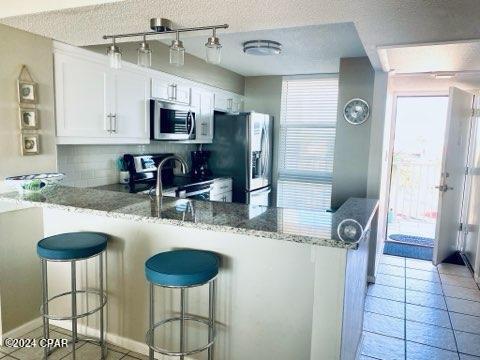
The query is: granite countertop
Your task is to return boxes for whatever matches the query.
[0,186,378,249]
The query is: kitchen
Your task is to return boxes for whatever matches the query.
[1,2,480,360]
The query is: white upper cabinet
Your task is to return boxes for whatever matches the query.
[112,68,150,141]
[53,42,243,145]
[151,75,190,105]
[190,88,214,143]
[214,91,244,113]
[54,43,150,144]
[55,52,112,141]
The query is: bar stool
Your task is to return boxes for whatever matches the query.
[145,249,219,360]
[37,232,108,360]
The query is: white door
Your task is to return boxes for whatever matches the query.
[433,87,474,265]
[55,53,112,139]
[112,68,150,142]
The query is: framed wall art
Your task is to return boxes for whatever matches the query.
[19,107,39,130]
[21,134,40,156]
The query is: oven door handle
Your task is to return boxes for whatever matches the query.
[178,188,210,197]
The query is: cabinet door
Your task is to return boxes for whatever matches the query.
[151,76,175,101]
[55,53,112,139]
[190,89,214,143]
[112,68,150,142]
[214,92,232,112]
[199,91,214,142]
[175,84,191,105]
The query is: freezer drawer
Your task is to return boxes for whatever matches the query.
[246,186,271,207]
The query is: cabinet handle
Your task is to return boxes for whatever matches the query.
[227,98,233,111]
[111,114,117,133]
[106,113,114,133]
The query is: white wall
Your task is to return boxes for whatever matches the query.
[0,24,57,192]
[244,76,282,204]
[331,57,375,210]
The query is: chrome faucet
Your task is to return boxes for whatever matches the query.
[155,155,189,197]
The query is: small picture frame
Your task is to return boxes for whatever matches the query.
[19,107,39,130]
[21,134,40,156]
[18,80,37,104]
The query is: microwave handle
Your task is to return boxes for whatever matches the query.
[188,111,195,137]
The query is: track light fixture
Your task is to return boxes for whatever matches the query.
[103,18,228,69]
[205,27,222,64]
[137,35,152,68]
[107,37,122,69]
[169,31,185,67]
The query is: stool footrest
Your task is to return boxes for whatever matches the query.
[40,289,107,321]
[145,315,215,356]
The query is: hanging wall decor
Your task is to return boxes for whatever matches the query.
[19,106,39,130]
[17,65,40,155]
[21,133,40,155]
[17,65,37,104]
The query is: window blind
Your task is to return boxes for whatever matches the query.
[277,75,339,210]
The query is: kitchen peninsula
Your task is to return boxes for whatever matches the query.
[0,186,377,360]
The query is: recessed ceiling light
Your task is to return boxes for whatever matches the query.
[243,40,282,56]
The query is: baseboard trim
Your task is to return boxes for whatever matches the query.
[50,320,196,360]
[0,317,43,343]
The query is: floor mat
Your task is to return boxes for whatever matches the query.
[388,233,435,247]
[384,241,433,261]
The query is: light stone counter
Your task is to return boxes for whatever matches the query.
[0,185,378,249]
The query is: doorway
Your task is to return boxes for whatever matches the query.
[384,95,449,260]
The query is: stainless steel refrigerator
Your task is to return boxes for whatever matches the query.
[205,112,273,206]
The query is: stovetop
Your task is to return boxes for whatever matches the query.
[93,175,216,195]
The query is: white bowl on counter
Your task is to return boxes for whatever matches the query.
[5,173,65,193]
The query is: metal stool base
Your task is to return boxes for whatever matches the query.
[40,251,107,360]
[147,279,216,360]
[146,315,215,356]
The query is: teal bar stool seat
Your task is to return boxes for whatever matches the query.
[37,232,108,359]
[145,249,219,360]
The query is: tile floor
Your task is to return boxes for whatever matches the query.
[0,325,148,360]
[361,254,480,360]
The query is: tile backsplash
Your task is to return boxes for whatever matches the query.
[57,143,197,187]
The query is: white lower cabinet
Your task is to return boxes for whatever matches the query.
[210,178,233,202]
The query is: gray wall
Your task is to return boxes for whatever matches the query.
[85,42,245,95]
[244,76,283,204]
[331,57,375,210]
[0,24,57,192]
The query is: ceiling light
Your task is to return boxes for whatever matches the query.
[107,38,122,69]
[205,28,222,64]
[243,40,282,56]
[137,35,152,68]
[433,72,456,79]
[169,32,185,67]
[103,19,228,67]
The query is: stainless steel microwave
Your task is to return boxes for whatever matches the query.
[150,99,195,140]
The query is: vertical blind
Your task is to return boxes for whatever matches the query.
[277,75,339,210]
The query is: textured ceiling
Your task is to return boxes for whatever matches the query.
[156,23,366,76]
[0,0,122,18]
[2,0,480,72]
[379,40,480,74]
